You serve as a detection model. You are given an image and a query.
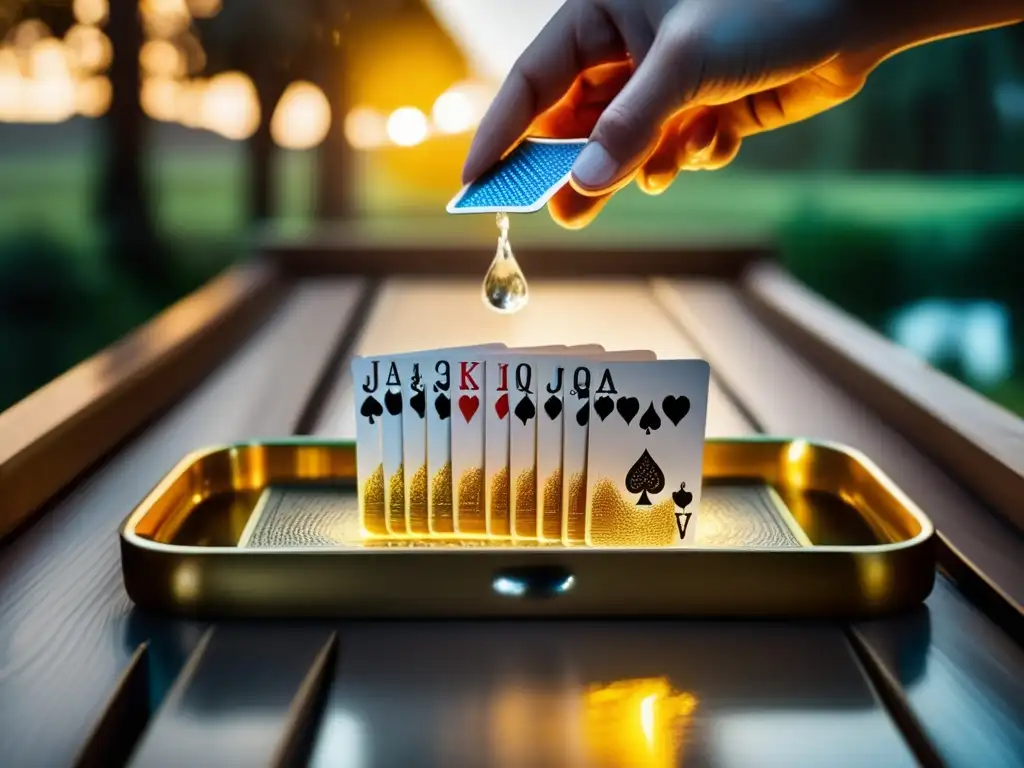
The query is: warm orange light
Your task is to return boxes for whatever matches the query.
[76,75,111,117]
[141,0,192,38]
[344,105,387,150]
[201,71,259,140]
[12,20,50,54]
[431,81,492,135]
[271,81,331,150]
[141,39,186,78]
[186,0,222,19]
[0,49,22,122]
[177,31,206,75]
[141,76,179,121]
[73,0,109,27]
[386,106,428,147]
[64,25,113,73]
[176,78,205,128]
[28,39,69,80]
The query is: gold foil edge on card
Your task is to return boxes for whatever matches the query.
[587,478,676,547]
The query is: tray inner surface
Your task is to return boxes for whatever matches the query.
[161,480,887,550]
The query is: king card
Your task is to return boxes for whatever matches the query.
[352,355,387,536]
[585,360,710,547]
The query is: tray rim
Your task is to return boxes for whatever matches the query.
[120,436,935,557]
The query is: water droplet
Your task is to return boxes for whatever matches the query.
[482,212,528,314]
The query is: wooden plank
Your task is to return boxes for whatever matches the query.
[308,621,917,768]
[854,579,1024,768]
[0,260,283,542]
[654,279,1024,768]
[129,629,337,768]
[744,261,1024,535]
[311,278,923,768]
[654,278,1024,602]
[315,278,752,439]
[0,279,367,767]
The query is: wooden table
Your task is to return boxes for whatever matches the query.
[0,229,1021,767]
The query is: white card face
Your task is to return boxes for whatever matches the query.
[378,356,406,535]
[534,346,605,542]
[585,360,710,548]
[406,345,501,536]
[483,346,566,537]
[398,345,503,536]
[351,356,387,536]
[449,352,490,535]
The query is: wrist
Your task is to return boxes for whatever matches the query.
[844,0,1023,73]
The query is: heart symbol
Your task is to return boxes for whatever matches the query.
[495,393,509,420]
[616,396,640,425]
[662,395,690,426]
[672,482,693,509]
[459,395,480,423]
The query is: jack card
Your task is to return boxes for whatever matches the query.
[585,360,710,547]
[352,355,387,536]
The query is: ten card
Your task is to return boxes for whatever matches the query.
[585,360,710,547]
[352,355,387,535]
[398,345,503,536]
[446,138,587,214]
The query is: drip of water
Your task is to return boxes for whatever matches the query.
[481,211,529,314]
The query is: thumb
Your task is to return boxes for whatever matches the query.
[570,21,700,193]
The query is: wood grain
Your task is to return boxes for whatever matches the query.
[653,278,1024,602]
[0,279,367,767]
[0,260,283,542]
[744,261,1024,535]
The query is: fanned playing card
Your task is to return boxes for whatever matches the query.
[585,360,710,547]
[352,356,387,536]
[398,345,503,536]
[447,137,587,214]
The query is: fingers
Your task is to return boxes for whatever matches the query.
[462,1,626,184]
[547,183,614,229]
[571,7,705,193]
[530,61,634,139]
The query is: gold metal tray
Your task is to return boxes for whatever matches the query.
[120,438,935,619]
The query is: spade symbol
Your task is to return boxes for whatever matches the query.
[434,393,451,420]
[625,449,665,506]
[514,395,536,426]
[384,389,402,416]
[672,482,693,510]
[594,396,614,421]
[638,402,662,434]
[576,404,589,426]
[360,395,383,425]
[410,389,425,419]
[662,395,690,426]
[544,395,563,420]
[616,396,640,425]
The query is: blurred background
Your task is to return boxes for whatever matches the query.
[0,0,1022,416]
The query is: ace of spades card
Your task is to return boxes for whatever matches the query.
[351,355,388,536]
[585,360,709,547]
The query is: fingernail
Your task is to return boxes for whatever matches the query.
[571,141,620,190]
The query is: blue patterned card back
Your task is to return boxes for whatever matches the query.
[447,138,587,214]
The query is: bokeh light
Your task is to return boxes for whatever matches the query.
[386,106,429,147]
[140,39,186,78]
[64,25,113,74]
[141,76,179,121]
[201,71,259,140]
[344,105,387,150]
[186,0,222,18]
[75,75,111,117]
[141,0,192,38]
[72,0,109,27]
[271,81,331,150]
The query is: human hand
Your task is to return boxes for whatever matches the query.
[462,0,882,228]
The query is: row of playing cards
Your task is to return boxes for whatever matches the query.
[353,346,710,547]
